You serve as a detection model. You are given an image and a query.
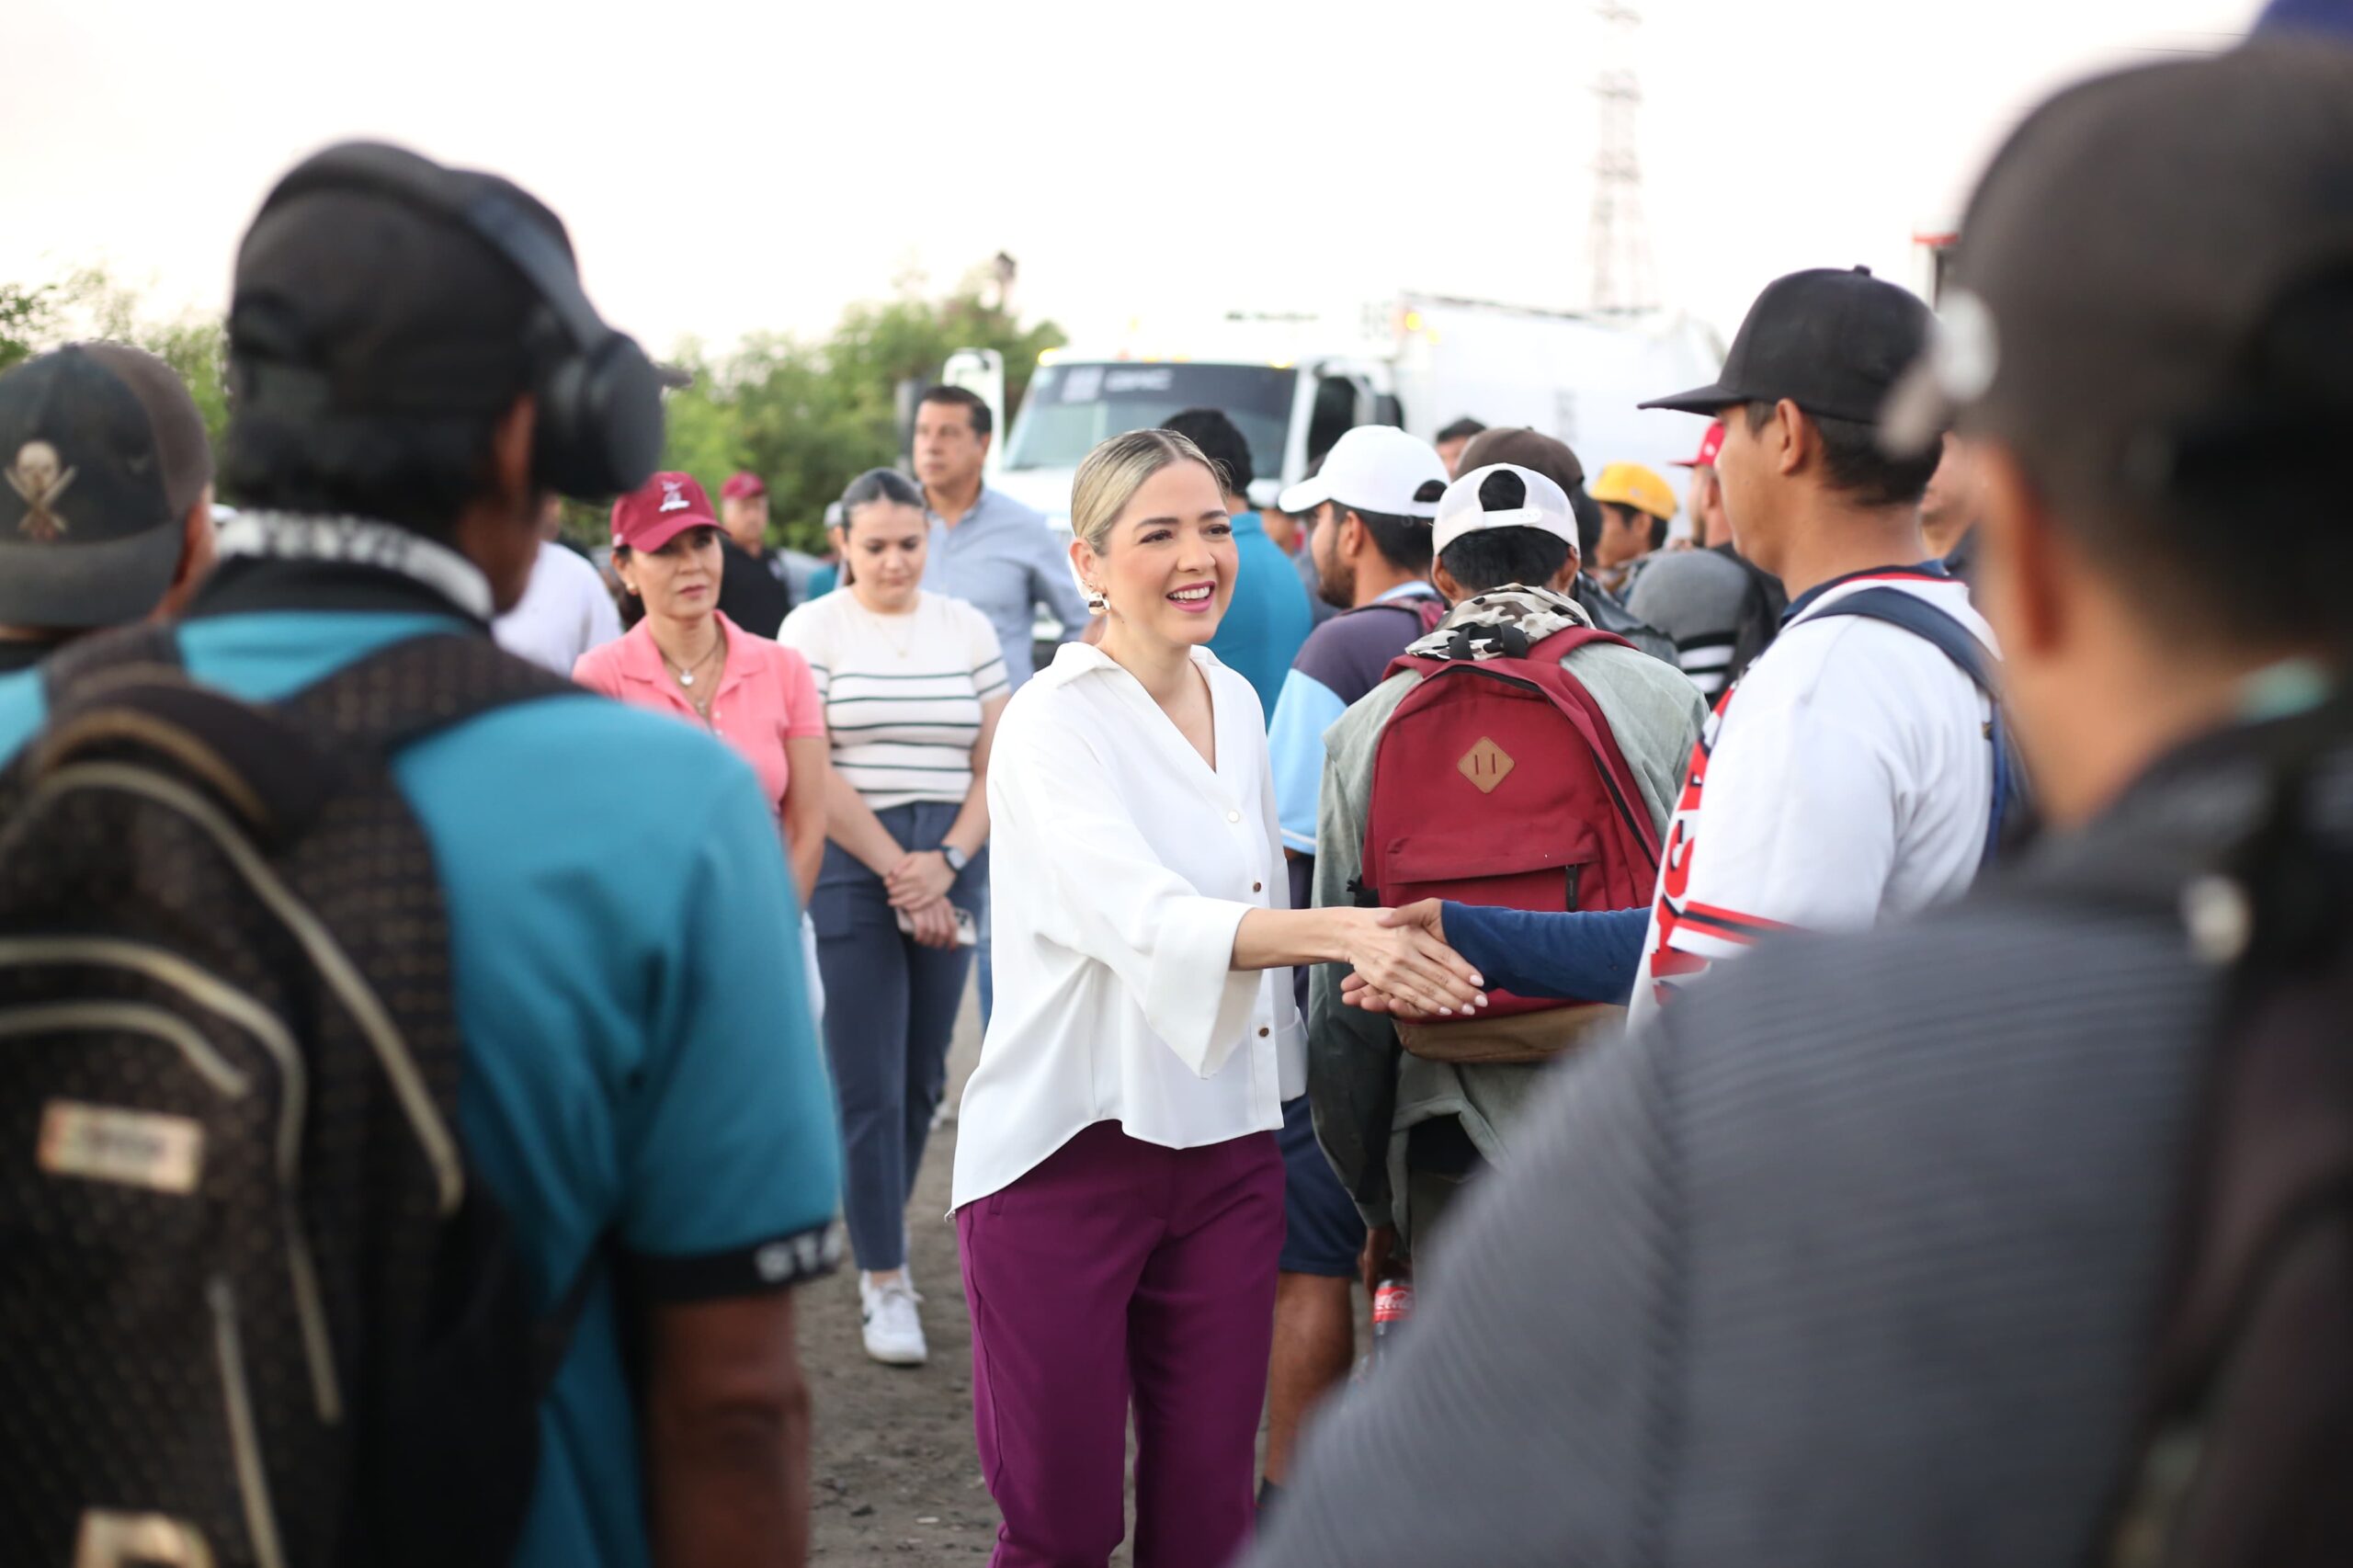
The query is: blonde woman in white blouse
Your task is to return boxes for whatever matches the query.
[952,429,1484,1568]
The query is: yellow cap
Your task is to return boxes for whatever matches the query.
[1588,461,1677,521]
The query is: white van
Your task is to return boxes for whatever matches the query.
[989,296,1724,531]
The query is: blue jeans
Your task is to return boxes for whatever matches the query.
[810,800,984,1272]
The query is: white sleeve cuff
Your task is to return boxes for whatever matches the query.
[1145,896,1261,1078]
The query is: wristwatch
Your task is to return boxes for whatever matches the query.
[941,845,970,874]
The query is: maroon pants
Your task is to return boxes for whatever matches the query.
[958,1120,1285,1568]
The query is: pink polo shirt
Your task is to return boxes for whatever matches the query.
[573,612,824,816]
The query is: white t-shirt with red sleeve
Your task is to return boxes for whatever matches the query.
[1628,567,1997,1031]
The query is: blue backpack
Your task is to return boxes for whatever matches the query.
[1809,587,2033,865]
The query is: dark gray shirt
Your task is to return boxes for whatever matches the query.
[1244,722,2328,1568]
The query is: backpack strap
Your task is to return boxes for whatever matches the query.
[278,631,582,755]
[27,623,353,845]
[36,621,186,705]
[1804,586,2024,866]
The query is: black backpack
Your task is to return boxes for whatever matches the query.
[1717,543,1787,691]
[0,625,586,1568]
[2099,694,2353,1566]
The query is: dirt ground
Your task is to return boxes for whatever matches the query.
[798,980,1007,1562]
[808,975,1193,1562]
[799,979,1351,1563]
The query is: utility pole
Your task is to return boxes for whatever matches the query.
[1587,0,1657,313]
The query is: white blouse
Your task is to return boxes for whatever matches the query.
[950,642,1307,1210]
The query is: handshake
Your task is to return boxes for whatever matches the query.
[1332,900,1485,1020]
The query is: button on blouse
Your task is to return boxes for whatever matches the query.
[950,642,1306,1211]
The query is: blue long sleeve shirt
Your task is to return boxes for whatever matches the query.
[1442,903,1651,1007]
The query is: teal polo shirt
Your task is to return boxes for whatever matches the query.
[0,606,843,1568]
[1207,510,1317,722]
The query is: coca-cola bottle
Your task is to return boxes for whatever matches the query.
[1370,1269,1415,1364]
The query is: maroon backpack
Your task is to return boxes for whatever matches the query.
[1357,621,1661,1063]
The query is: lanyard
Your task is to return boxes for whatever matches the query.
[217,512,495,621]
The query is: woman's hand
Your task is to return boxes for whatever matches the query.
[1331,907,1485,1017]
[886,851,957,911]
[1340,972,1436,1023]
[902,896,964,950]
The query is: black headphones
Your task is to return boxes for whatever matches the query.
[243,141,665,499]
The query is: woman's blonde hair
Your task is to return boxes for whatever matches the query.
[1069,428,1216,555]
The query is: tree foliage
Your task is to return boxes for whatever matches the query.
[0,269,229,449]
[4,264,1059,553]
[642,286,1063,554]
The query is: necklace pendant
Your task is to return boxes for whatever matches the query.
[679,671,695,687]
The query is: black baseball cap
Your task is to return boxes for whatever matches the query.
[1643,267,1935,426]
[228,151,563,420]
[74,342,213,517]
[1881,44,2353,507]
[0,347,184,629]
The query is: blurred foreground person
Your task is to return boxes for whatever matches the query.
[1247,44,2353,1568]
[0,142,841,1568]
[1920,431,1988,588]
[0,341,216,669]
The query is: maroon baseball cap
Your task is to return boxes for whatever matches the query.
[1671,420,1726,470]
[721,471,767,501]
[611,472,718,552]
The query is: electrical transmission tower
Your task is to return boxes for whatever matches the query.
[1587,0,1657,312]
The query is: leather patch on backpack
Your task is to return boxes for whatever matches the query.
[1459,736,1516,794]
[38,1101,203,1195]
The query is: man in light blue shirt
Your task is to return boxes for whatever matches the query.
[914,384,1097,1028]
[913,385,1093,691]
[1165,406,1314,719]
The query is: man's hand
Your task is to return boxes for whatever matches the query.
[1359,1224,1402,1298]
[643,1290,814,1568]
[1331,906,1485,1017]
[1340,972,1438,1023]
[1381,899,1448,947]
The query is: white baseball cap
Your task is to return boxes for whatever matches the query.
[1432,463,1580,557]
[1275,426,1449,519]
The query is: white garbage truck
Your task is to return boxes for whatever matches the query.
[986,294,1725,531]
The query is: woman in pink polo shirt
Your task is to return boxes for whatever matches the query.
[574,472,828,906]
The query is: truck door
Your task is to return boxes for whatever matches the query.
[1304,369,1380,465]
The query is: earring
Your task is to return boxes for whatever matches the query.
[1084,585,1108,615]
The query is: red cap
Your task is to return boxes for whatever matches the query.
[721,471,767,501]
[611,472,718,552]
[1671,420,1726,469]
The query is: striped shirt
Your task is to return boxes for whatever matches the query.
[779,589,1008,809]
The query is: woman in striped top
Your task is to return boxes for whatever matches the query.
[778,467,1008,1367]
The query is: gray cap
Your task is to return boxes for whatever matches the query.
[1882,43,2353,506]
[0,347,185,630]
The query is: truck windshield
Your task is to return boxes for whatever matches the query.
[1006,364,1298,482]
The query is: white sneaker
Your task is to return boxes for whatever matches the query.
[860,1275,927,1367]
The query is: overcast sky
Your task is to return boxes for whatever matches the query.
[4,0,2251,358]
